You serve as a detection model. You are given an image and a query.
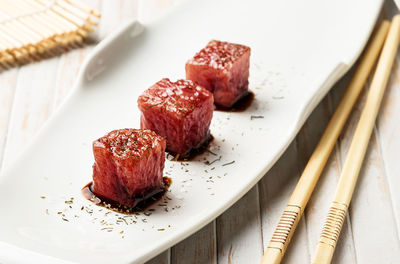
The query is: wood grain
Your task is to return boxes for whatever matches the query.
[259,141,310,264]
[217,186,263,264]
[0,68,18,170]
[331,69,400,264]
[314,16,400,263]
[0,1,399,264]
[304,69,358,264]
[2,57,60,166]
[261,20,389,264]
[171,222,217,264]
[147,251,170,264]
[53,0,101,108]
[379,0,400,238]
[375,54,400,234]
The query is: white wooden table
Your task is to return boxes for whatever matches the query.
[1,1,399,263]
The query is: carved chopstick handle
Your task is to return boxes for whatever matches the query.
[261,205,301,264]
[320,202,347,247]
[313,202,348,263]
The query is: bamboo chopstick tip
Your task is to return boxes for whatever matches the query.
[312,242,334,264]
[393,14,400,22]
[260,248,282,264]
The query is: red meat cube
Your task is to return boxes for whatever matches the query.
[92,129,166,208]
[138,78,213,157]
[186,40,251,108]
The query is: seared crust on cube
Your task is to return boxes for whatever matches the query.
[187,40,250,72]
[186,40,251,108]
[92,129,166,208]
[138,78,214,157]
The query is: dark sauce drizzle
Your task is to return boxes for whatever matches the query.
[82,177,172,214]
[168,133,214,161]
[168,92,254,160]
[215,91,254,112]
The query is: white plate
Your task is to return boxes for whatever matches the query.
[0,0,382,263]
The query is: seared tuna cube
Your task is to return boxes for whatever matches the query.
[138,78,213,157]
[186,40,251,108]
[92,129,166,208]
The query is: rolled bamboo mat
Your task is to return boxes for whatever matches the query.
[0,0,100,69]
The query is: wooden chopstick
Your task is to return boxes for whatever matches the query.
[260,20,390,264]
[312,14,400,264]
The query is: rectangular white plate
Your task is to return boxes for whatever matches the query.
[0,0,382,263]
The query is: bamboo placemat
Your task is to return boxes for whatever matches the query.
[0,0,100,69]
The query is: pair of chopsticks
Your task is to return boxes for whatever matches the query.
[0,0,100,69]
[261,15,400,264]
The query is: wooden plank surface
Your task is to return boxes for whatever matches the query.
[217,186,263,264]
[299,70,358,264]
[259,141,310,263]
[0,68,18,170]
[0,1,399,264]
